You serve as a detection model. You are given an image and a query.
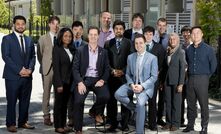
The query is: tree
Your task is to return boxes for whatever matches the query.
[0,0,10,25]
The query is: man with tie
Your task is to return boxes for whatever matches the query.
[104,20,132,132]
[124,13,144,42]
[115,34,158,134]
[72,26,110,134]
[37,16,60,126]
[143,26,166,131]
[1,15,36,132]
[67,20,87,127]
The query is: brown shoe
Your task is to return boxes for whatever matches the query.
[170,126,178,131]
[95,115,104,124]
[75,131,83,134]
[55,128,65,133]
[7,126,17,132]
[162,124,170,130]
[44,115,53,126]
[18,123,35,129]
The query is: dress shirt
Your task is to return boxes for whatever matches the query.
[153,30,169,50]
[74,38,82,47]
[186,41,217,75]
[14,31,25,52]
[135,51,146,84]
[64,47,73,62]
[85,45,99,77]
[98,27,115,48]
[49,31,56,46]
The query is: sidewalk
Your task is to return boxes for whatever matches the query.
[0,44,221,134]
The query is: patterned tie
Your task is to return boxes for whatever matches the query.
[116,40,121,53]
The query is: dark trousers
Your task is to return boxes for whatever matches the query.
[165,84,182,127]
[73,77,110,131]
[5,78,32,127]
[157,87,165,121]
[148,80,159,128]
[53,83,71,128]
[186,75,209,129]
[181,84,186,124]
[106,77,130,127]
[67,92,74,120]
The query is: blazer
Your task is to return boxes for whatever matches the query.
[37,33,53,75]
[161,47,186,85]
[150,41,166,71]
[72,45,110,85]
[126,52,158,98]
[123,29,133,40]
[1,32,36,80]
[52,45,74,88]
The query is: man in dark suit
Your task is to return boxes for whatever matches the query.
[72,26,110,134]
[1,15,36,132]
[123,13,144,42]
[67,20,87,127]
[143,26,166,131]
[104,20,132,132]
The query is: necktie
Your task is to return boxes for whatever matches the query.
[116,40,121,53]
[135,55,141,84]
[146,44,150,52]
[53,36,57,46]
[159,36,163,45]
[75,41,80,48]
[20,35,25,55]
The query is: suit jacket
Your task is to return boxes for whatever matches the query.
[126,52,158,98]
[37,33,53,75]
[72,45,110,85]
[52,45,73,88]
[123,29,133,40]
[150,41,166,72]
[1,32,36,80]
[162,47,186,85]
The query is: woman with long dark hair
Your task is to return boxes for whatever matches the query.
[52,28,74,133]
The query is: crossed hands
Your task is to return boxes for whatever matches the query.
[77,79,104,95]
[19,67,32,77]
[130,84,143,93]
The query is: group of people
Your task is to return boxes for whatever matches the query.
[1,11,217,134]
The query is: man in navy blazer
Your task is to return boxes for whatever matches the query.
[1,15,36,132]
[72,26,110,133]
[115,34,158,134]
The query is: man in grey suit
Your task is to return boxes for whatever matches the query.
[115,34,158,134]
[37,16,60,126]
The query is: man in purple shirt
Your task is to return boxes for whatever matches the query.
[72,26,110,134]
[98,11,115,48]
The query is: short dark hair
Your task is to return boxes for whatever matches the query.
[72,21,83,29]
[48,16,60,24]
[88,26,100,35]
[157,17,167,25]
[13,15,26,24]
[132,13,144,23]
[134,33,146,42]
[181,25,191,33]
[143,26,155,35]
[191,26,202,34]
[56,27,73,47]
[113,20,125,30]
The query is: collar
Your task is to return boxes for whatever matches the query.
[115,37,122,42]
[137,51,146,56]
[88,45,98,53]
[14,31,23,37]
[49,31,56,37]
[132,28,143,34]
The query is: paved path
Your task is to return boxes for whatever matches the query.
[0,34,221,133]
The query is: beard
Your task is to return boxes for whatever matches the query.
[14,27,25,34]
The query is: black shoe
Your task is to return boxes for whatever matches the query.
[106,125,117,132]
[180,123,187,127]
[182,126,194,132]
[200,128,207,134]
[157,119,166,126]
[121,125,129,132]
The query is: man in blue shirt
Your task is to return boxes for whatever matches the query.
[183,26,217,134]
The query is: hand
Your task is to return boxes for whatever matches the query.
[95,79,104,87]
[115,69,124,77]
[57,86,63,93]
[19,67,30,77]
[78,82,87,95]
[133,84,143,93]
[159,83,164,91]
[176,84,183,93]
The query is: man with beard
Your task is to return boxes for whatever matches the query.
[1,15,36,132]
[104,20,132,132]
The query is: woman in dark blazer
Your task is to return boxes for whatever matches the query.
[52,28,74,133]
[161,33,186,131]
